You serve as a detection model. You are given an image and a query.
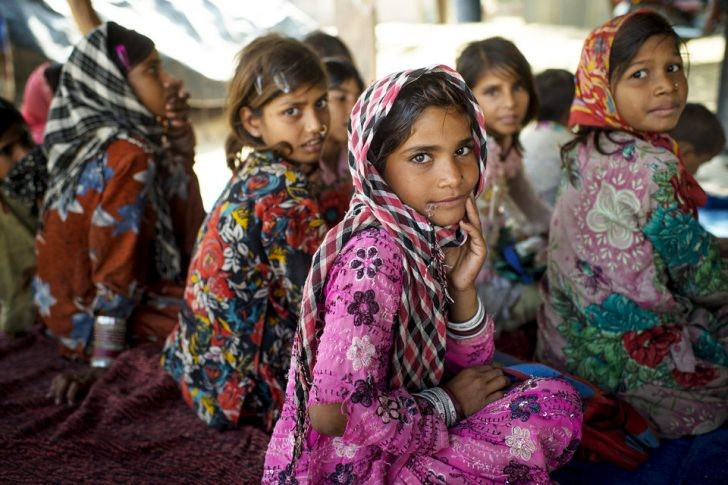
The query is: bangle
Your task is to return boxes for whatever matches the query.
[91,316,126,368]
[447,297,486,340]
[441,385,464,422]
[415,387,460,427]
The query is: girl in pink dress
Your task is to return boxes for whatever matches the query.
[263,65,582,484]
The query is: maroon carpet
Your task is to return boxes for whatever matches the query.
[0,329,270,483]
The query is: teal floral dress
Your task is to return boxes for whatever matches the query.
[162,151,326,430]
[538,132,728,438]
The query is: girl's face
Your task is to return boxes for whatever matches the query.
[382,106,478,227]
[328,78,361,145]
[471,68,529,138]
[0,125,32,178]
[611,34,687,133]
[127,49,171,118]
[244,83,330,165]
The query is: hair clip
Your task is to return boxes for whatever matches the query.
[115,45,132,72]
[255,74,264,96]
[273,71,291,94]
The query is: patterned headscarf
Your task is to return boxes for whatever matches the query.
[291,64,487,460]
[569,9,706,213]
[42,23,181,280]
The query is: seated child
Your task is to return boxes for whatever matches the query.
[456,37,552,333]
[538,10,728,438]
[314,58,364,226]
[521,69,575,206]
[669,102,726,175]
[36,22,204,404]
[0,98,37,336]
[263,66,582,483]
[162,35,328,430]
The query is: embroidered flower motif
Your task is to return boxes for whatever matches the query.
[327,463,356,485]
[672,365,718,389]
[346,290,380,326]
[276,464,299,485]
[32,276,57,317]
[332,437,358,458]
[509,394,541,422]
[505,426,536,461]
[623,325,680,368]
[585,183,640,249]
[346,335,376,371]
[349,246,383,280]
[503,460,533,484]
[376,395,402,424]
[350,379,375,407]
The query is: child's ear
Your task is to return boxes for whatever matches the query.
[240,106,262,138]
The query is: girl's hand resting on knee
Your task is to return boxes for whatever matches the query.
[444,365,510,417]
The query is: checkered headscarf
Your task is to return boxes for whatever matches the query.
[42,23,181,280]
[291,65,487,461]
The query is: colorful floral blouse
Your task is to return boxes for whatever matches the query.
[34,139,203,355]
[264,227,582,483]
[538,131,728,438]
[162,151,326,430]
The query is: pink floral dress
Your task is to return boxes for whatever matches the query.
[264,227,582,483]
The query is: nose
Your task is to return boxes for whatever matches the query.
[654,71,677,95]
[306,106,329,134]
[502,89,516,108]
[438,155,463,188]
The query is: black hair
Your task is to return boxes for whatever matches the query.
[226,34,327,170]
[368,71,475,173]
[670,103,726,157]
[302,31,354,63]
[0,97,28,138]
[323,58,364,93]
[455,37,538,152]
[534,69,575,124]
[562,11,683,173]
[105,21,155,75]
[43,63,63,93]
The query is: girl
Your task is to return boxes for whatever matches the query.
[35,22,204,404]
[0,98,36,336]
[162,35,328,430]
[315,58,364,226]
[456,38,552,334]
[263,66,582,483]
[538,10,728,438]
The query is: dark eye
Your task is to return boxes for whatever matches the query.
[513,82,525,92]
[455,144,473,157]
[411,152,432,164]
[284,107,301,116]
[315,97,328,109]
[667,63,682,73]
[630,69,647,79]
[484,87,499,96]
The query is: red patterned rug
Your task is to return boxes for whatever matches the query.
[0,328,270,483]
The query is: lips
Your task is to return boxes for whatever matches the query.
[649,103,681,116]
[430,194,466,208]
[301,136,324,152]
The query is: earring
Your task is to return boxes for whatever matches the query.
[673,82,679,90]
[319,124,328,137]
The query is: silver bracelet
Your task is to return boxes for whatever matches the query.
[447,297,486,340]
[415,387,457,427]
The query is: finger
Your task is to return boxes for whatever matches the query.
[53,376,71,405]
[465,196,483,232]
[459,220,486,254]
[66,380,81,405]
[483,390,504,407]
